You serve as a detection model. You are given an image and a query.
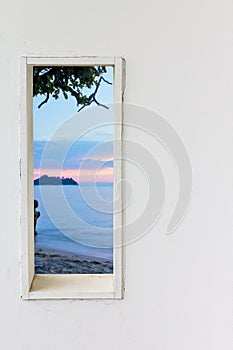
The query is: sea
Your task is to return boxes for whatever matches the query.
[34,183,113,261]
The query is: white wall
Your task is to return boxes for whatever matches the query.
[1,0,233,349]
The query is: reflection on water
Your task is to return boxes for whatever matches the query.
[34,184,113,260]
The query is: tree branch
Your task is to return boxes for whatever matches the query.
[77,76,112,112]
[38,92,50,109]
[34,67,112,112]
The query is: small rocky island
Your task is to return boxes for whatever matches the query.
[34,175,78,186]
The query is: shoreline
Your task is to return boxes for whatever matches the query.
[35,247,113,274]
[35,244,113,262]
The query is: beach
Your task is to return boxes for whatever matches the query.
[35,247,113,274]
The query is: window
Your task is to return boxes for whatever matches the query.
[20,56,125,299]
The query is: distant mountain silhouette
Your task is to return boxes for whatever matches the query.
[34,175,78,186]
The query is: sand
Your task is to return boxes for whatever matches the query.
[35,247,113,274]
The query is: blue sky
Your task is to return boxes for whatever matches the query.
[33,66,114,183]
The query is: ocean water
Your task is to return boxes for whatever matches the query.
[34,184,113,260]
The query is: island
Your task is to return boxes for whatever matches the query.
[34,175,79,186]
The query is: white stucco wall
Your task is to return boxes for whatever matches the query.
[1,0,233,349]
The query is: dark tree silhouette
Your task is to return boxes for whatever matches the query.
[33,66,112,111]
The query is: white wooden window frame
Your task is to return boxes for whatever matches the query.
[19,56,125,300]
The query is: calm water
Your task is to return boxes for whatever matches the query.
[34,184,113,260]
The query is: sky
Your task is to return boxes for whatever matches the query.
[33,67,114,183]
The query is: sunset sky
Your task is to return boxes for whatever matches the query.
[33,67,113,183]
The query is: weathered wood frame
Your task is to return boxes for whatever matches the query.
[19,56,125,299]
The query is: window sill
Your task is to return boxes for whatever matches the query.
[22,274,116,300]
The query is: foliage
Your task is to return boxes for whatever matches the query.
[33,66,111,111]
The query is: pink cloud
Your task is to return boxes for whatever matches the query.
[34,167,113,183]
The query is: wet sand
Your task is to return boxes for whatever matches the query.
[35,247,113,274]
